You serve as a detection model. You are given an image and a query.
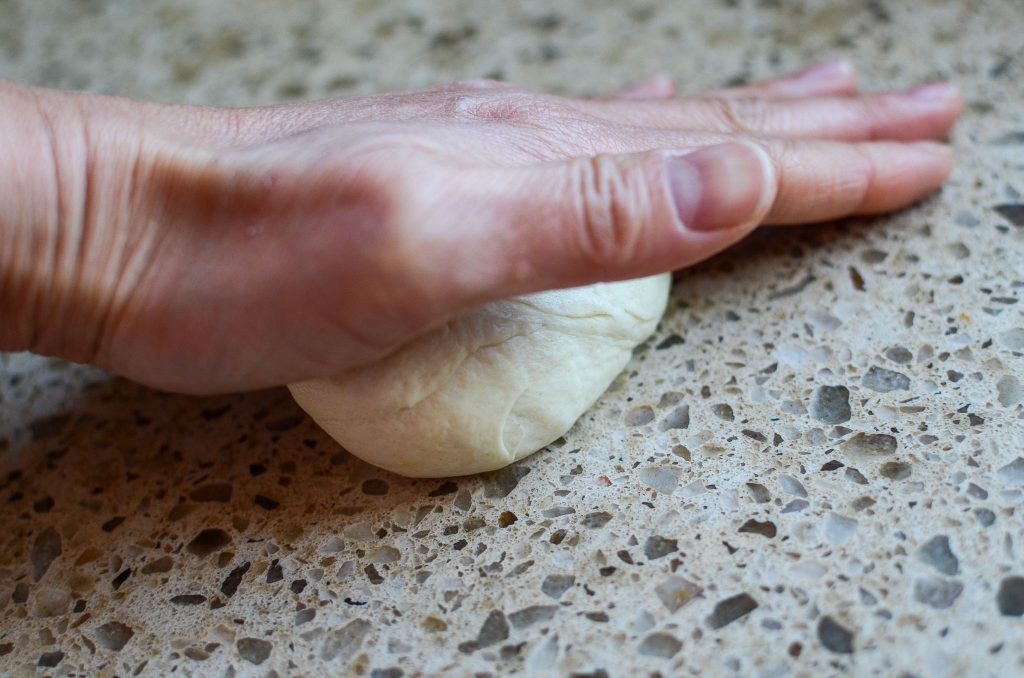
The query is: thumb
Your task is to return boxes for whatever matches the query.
[446,142,777,299]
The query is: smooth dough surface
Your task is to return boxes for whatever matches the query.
[288,274,671,478]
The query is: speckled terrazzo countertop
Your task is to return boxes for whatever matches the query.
[2,0,1024,676]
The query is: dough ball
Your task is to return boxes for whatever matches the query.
[288,274,671,478]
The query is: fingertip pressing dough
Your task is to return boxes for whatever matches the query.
[288,274,672,478]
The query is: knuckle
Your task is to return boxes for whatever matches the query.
[440,92,484,119]
[445,90,570,125]
[571,154,653,269]
[707,97,762,133]
[847,145,878,212]
[853,98,883,141]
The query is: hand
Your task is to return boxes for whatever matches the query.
[2,61,962,394]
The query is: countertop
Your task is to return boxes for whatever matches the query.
[2,0,1023,675]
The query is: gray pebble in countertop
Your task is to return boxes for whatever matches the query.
[1,0,1024,675]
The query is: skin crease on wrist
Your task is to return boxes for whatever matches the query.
[0,61,963,395]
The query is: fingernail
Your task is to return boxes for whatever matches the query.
[908,82,959,101]
[668,143,770,232]
[794,60,853,82]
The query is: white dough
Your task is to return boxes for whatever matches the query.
[288,274,671,478]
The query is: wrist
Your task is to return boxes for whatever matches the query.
[0,82,75,353]
[0,82,169,364]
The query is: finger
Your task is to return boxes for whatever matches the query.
[708,60,858,99]
[423,142,776,300]
[414,136,952,311]
[605,75,677,100]
[586,128,955,223]
[585,83,963,141]
[760,138,954,224]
